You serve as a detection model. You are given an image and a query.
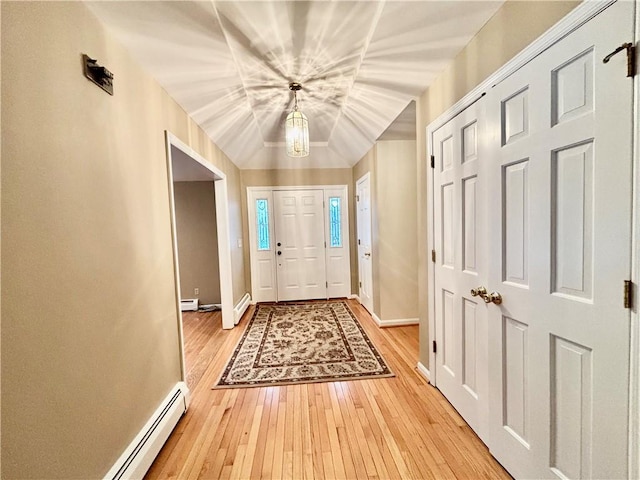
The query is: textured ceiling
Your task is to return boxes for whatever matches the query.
[87,1,503,169]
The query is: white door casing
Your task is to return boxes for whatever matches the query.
[165,132,236,384]
[274,190,327,301]
[247,189,277,303]
[485,2,634,478]
[356,173,374,313]
[432,101,489,438]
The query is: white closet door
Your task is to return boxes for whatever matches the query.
[274,190,327,301]
[433,102,488,438]
[485,2,634,478]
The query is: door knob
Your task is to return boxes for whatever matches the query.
[277,251,282,256]
[470,286,487,297]
[364,252,371,257]
[483,291,502,305]
[277,242,281,247]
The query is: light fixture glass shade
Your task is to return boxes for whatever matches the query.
[285,109,309,157]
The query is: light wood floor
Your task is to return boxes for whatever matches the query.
[146,300,511,480]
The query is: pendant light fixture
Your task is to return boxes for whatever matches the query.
[285,82,309,157]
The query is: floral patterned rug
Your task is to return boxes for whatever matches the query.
[214,301,394,388]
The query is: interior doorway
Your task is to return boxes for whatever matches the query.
[172,181,221,309]
[165,132,235,380]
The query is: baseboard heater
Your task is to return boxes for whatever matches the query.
[104,382,189,480]
[233,293,251,325]
[180,298,198,311]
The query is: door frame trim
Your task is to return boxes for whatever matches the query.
[426,0,638,470]
[246,185,351,302]
[630,2,640,477]
[164,132,236,383]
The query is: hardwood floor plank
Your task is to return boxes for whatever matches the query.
[283,386,295,480]
[299,385,315,480]
[268,397,285,479]
[199,392,241,479]
[323,402,346,479]
[307,385,325,479]
[258,388,279,479]
[237,401,264,479]
[146,302,511,480]
[333,382,377,479]
[291,386,303,480]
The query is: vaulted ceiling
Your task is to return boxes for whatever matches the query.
[87,1,503,169]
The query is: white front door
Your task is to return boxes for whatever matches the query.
[484,2,634,478]
[356,174,374,313]
[432,102,488,437]
[274,190,327,301]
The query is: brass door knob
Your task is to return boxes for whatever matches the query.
[470,286,487,297]
[484,292,502,305]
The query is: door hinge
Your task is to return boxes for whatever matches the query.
[324,241,326,248]
[359,281,362,288]
[326,281,329,288]
[430,155,435,169]
[431,250,436,263]
[603,42,636,77]
[432,340,437,353]
[358,239,361,245]
[356,194,360,201]
[624,280,633,309]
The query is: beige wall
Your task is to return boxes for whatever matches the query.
[377,141,418,321]
[352,140,418,321]
[174,182,221,304]
[1,2,245,478]
[415,0,580,368]
[240,168,357,295]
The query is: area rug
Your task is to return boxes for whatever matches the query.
[214,301,394,388]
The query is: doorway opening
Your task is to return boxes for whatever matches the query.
[165,132,235,380]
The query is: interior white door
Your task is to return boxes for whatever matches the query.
[274,190,327,301]
[484,2,634,478]
[432,102,488,437]
[356,174,374,313]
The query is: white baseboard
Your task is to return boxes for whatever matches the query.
[371,312,419,328]
[417,362,431,383]
[105,382,189,480]
[233,293,251,325]
[348,294,360,302]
